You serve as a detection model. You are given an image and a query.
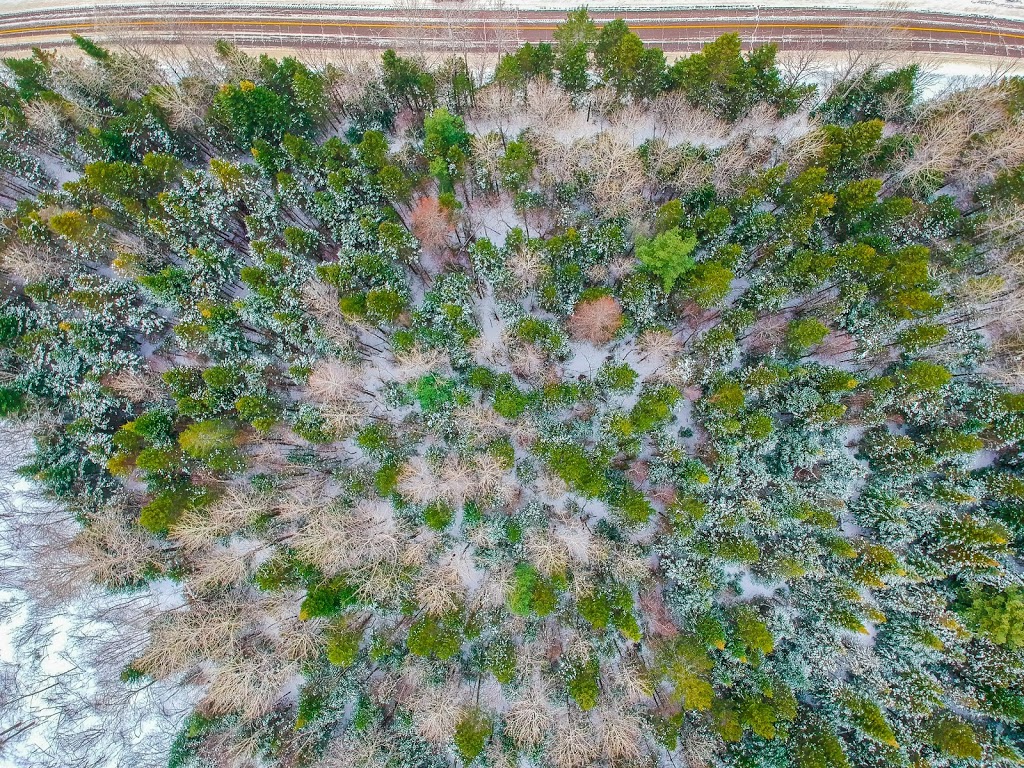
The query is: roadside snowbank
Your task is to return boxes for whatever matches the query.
[3,0,1024,22]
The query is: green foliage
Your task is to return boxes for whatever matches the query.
[326,621,363,666]
[578,582,640,639]
[495,42,555,90]
[553,8,598,55]
[168,712,226,768]
[139,485,208,534]
[927,714,983,760]
[597,360,638,392]
[507,562,557,617]
[71,34,110,61]
[487,438,515,469]
[563,655,601,710]
[178,419,244,472]
[541,442,608,498]
[784,318,829,355]
[679,260,734,308]
[423,499,455,530]
[381,49,436,111]
[375,461,401,496]
[234,393,281,431]
[656,635,714,711]
[407,613,463,659]
[423,107,470,192]
[292,406,336,444]
[636,229,697,292]
[594,20,665,99]
[515,316,567,356]
[300,576,359,620]
[453,709,492,761]
[365,288,406,323]
[498,137,537,191]
[821,119,886,180]
[818,65,918,124]
[492,376,529,421]
[897,322,948,353]
[557,42,590,94]
[356,423,395,457]
[960,585,1024,648]
[705,380,745,414]
[607,481,655,526]
[485,637,517,684]
[252,550,320,592]
[212,79,311,148]
[2,52,51,99]
[631,384,680,432]
[840,691,898,746]
[667,34,808,120]
[0,385,26,417]
[654,199,684,233]
[413,374,457,413]
[894,360,951,393]
[733,606,775,658]
[792,713,850,768]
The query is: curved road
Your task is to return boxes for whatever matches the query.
[0,4,1022,57]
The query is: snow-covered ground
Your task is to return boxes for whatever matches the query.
[0,435,194,768]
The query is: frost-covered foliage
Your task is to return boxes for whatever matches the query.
[1,18,1024,768]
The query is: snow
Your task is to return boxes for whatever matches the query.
[723,565,788,601]
[563,340,607,379]
[0,439,196,768]
[468,196,526,248]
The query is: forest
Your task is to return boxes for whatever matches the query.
[0,8,1023,768]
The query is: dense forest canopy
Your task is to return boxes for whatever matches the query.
[1,10,1024,768]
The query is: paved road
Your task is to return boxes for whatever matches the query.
[0,4,1022,57]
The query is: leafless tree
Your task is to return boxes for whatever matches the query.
[505,683,555,747]
[524,529,570,577]
[547,718,601,768]
[148,78,216,132]
[712,134,776,194]
[410,679,463,744]
[0,436,196,767]
[583,134,648,221]
[567,295,624,344]
[524,79,578,136]
[650,92,729,146]
[894,83,1013,193]
[201,649,299,721]
[410,195,456,256]
[415,561,463,615]
[0,241,68,282]
[306,359,365,404]
[291,501,402,578]
[593,704,645,762]
[468,84,521,140]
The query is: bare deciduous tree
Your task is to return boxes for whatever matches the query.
[547,719,600,768]
[567,295,624,344]
[410,196,455,255]
[505,683,555,747]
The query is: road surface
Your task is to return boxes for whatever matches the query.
[0,4,1022,57]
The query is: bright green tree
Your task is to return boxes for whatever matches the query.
[636,229,698,292]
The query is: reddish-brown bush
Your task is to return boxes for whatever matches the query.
[567,296,623,344]
[410,196,453,254]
